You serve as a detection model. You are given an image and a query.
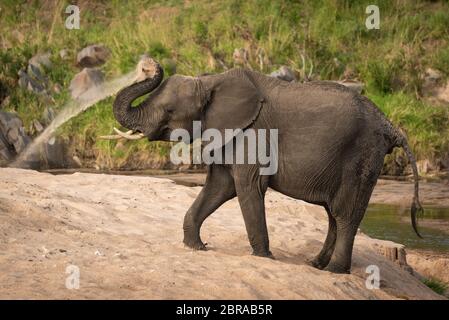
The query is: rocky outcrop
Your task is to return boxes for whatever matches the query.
[69,68,104,99]
[17,52,53,97]
[332,80,364,94]
[0,111,31,161]
[422,67,449,105]
[76,44,111,68]
[28,52,52,69]
[270,66,297,82]
[0,111,73,169]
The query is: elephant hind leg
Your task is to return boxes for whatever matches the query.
[325,176,380,273]
[310,206,337,270]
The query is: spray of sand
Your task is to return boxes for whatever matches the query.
[12,70,138,167]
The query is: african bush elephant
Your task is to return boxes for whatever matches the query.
[110,56,423,273]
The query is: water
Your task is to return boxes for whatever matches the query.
[11,70,139,167]
[361,204,449,252]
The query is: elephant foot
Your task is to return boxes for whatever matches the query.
[183,237,208,251]
[325,261,351,274]
[252,250,275,260]
[309,257,329,270]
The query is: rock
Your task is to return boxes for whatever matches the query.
[417,159,434,174]
[270,66,297,82]
[18,69,46,94]
[76,44,111,68]
[421,68,449,104]
[69,68,104,99]
[331,80,364,94]
[424,68,442,83]
[72,155,82,167]
[371,241,414,274]
[42,106,55,125]
[343,66,357,80]
[32,119,44,133]
[41,136,68,168]
[27,63,46,81]
[0,80,8,105]
[435,81,449,104]
[0,111,31,161]
[52,83,62,94]
[29,52,52,69]
[59,49,69,59]
[0,95,10,109]
[232,48,249,65]
[18,56,51,96]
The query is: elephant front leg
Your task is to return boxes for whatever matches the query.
[183,165,236,250]
[234,175,272,258]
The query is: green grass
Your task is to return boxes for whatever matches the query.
[1,0,449,169]
[423,277,448,296]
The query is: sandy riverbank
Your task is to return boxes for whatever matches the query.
[0,168,445,299]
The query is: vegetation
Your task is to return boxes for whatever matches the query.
[1,0,449,169]
[423,277,448,296]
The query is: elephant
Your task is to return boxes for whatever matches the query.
[110,56,423,274]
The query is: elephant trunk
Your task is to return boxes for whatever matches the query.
[113,58,164,133]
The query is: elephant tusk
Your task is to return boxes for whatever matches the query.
[98,134,124,140]
[113,127,145,140]
[99,129,144,140]
[98,130,132,140]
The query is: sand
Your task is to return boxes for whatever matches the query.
[370,178,449,207]
[0,168,444,299]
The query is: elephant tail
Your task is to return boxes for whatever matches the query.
[393,129,424,238]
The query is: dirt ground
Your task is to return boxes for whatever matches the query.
[0,168,445,299]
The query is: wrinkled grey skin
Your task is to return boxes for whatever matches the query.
[113,60,423,274]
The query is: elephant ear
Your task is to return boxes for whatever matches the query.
[202,73,264,148]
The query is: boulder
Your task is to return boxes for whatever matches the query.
[270,66,297,82]
[42,106,55,125]
[28,52,52,69]
[18,54,52,96]
[41,136,70,168]
[76,44,111,68]
[330,80,364,94]
[0,80,8,105]
[435,81,449,104]
[72,155,82,168]
[27,63,47,83]
[69,68,104,99]
[424,67,442,84]
[32,119,44,133]
[18,69,47,94]
[232,48,249,65]
[59,49,69,59]
[0,111,31,161]
[421,67,449,104]
[0,95,10,109]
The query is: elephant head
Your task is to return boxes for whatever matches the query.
[110,56,264,146]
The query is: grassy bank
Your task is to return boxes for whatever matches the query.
[1,0,449,170]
